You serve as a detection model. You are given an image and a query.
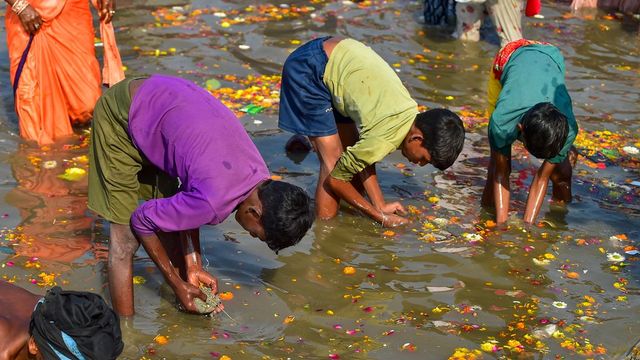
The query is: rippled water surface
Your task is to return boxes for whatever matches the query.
[1,1,639,359]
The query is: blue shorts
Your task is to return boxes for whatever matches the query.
[278,36,353,137]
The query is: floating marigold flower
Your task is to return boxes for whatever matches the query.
[58,167,87,181]
[565,271,580,279]
[154,335,169,345]
[342,266,356,275]
[37,272,57,287]
[480,340,499,352]
[219,292,234,301]
[448,347,481,360]
[507,339,524,352]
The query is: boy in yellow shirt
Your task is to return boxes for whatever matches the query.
[279,37,465,227]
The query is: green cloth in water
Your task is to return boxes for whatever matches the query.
[323,39,418,181]
[488,44,578,164]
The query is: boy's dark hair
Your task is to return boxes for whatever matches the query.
[521,102,568,159]
[258,180,314,253]
[414,108,465,170]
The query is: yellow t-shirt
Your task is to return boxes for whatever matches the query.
[323,39,418,181]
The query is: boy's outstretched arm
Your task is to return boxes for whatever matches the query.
[491,150,512,224]
[358,165,406,215]
[523,161,556,224]
[481,153,496,207]
[326,176,408,227]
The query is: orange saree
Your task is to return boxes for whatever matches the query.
[5,0,124,145]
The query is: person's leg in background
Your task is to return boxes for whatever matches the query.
[453,1,486,41]
[487,0,524,46]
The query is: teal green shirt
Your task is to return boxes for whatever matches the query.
[488,44,578,164]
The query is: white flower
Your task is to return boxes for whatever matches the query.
[432,218,449,227]
[463,233,483,242]
[533,258,551,266]
[622,146,639,155]
[42,160,57,169]
[607,252,625,262]
[552,301,567,309]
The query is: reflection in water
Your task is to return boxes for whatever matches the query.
[4,142,99,263]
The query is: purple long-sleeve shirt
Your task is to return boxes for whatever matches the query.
[128,75,270,235]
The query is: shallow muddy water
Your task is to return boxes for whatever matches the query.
[1,0,639,359]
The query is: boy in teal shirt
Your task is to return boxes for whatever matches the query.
[482,40,579,224]
[279,37,466,227]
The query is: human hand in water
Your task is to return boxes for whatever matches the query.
[173,281,206,313]
[379,201,407,216]
[18,4,43,34]
[187,267,218,293]
[187,268,224,313]
[380,213,409,227]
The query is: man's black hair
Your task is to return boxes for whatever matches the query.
[414,108,465,170]
[29,287,123,360]
[521,102,569,159]
[258,180,314,253]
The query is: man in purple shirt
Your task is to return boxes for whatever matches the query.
[88,75,314,316]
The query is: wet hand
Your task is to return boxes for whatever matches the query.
[97,0,115,23]
[187,267,218,293]
[187,268,224,314]
[379,201,406,216]
[381,213,409,227]
[18,5,43,34]
[173,281,206,313]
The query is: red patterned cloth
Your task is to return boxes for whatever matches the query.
[492,39,550,80]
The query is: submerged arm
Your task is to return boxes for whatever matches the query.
[326,175,407,227]
[131,193,218,312]
[492,150,511,224]
[137,232,205,313]
[180,229,222,312]
[523,160,556,224]
[181,230,219,292]
[358,165,406,215]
